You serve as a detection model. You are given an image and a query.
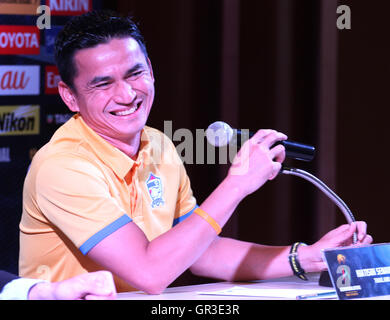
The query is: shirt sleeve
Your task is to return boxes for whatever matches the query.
[35,154,132,255]
[0,278,46,300]
[171,144,198,227]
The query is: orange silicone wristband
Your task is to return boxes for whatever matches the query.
[194,207,222,235]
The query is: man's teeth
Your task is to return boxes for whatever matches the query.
[113,106,138,116]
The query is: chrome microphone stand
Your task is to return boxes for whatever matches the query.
[281,166,357,286]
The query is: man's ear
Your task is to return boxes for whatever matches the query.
[58,81,79,112]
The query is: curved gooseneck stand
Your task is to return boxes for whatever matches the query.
[207,121,356,287]
[281,166,357,287]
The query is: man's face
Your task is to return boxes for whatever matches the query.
[63,37,155,146]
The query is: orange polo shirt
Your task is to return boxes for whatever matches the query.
[19,114,197,292]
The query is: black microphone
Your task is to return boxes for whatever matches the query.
[206,121,315,162]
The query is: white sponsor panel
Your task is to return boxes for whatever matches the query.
[0,65,40,96]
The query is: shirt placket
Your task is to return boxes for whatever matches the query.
[128,164,144,228]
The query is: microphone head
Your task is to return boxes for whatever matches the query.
[206,121,234,147]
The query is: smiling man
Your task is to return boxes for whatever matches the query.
[19,11,372,294]
[59,36,154,158]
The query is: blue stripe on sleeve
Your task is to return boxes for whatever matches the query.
[79,214,132,255]
[172,205,199,227]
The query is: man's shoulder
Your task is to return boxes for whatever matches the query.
[28,131,100,181]
[33,116,96,163]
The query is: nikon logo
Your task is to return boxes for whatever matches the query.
[0,105,40,136]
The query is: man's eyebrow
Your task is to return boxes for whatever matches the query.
[88,75,113,86]
[124,63,146,76]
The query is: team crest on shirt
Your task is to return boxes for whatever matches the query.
[146,173,165,208]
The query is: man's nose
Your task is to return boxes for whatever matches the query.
[113,81,137,104]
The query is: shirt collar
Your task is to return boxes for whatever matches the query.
[73,114,152,180]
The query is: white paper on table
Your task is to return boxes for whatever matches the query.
[197,286,336,299]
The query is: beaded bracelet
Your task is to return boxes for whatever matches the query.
[288,242,308,281]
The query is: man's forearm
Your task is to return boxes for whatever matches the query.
[140,175,245,286]
[190,237,296,281]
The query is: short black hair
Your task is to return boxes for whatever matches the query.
[54,10,148,91]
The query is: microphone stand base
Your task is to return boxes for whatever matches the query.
[318,270,333,287]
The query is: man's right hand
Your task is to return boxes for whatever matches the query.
[227,129,287,197]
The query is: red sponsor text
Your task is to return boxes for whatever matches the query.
[46,0,92,16]
[45,65,61,94]
[0,26,40,55]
